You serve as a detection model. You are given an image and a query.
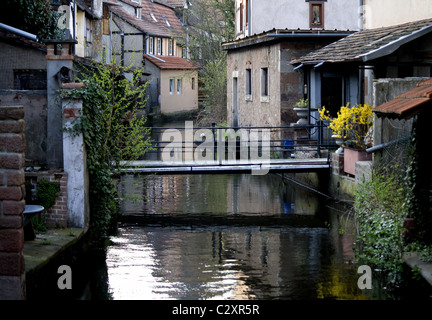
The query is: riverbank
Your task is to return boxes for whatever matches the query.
[24,228,85,274]
[23,227,89,299]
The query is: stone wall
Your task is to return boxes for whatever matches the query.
[0,105,26,299]
[0,90,47,166]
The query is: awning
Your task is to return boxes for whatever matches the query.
[373,78,432,120]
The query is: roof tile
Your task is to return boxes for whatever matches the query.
[374,78,432,119]
[292,18,432,65]
[144,54,200,69]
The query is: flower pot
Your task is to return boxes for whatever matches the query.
[331,134,344,155]
[294,107,308,125]
[343,147,372,176]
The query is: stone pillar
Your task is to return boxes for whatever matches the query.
[45,39,77,169]
[0,105,26,300]
[61,84,89,230]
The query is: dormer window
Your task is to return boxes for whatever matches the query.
[150,13,157,22]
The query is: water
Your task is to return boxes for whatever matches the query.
[106,173,369,300]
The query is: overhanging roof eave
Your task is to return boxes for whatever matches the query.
[360,24,432,62]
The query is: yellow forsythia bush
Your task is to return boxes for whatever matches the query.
[319,103,373,150]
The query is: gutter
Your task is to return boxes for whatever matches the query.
[0,23,38,42]
[223,31,352,50]
[266,32,353,38]
[360,24,432,62]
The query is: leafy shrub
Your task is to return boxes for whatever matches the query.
[354,167,407,284]
[36,179,60,209]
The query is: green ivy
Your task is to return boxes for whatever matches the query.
[354,166,408,285]
[36,179,60,209]
[62,59,154,242]
[1,0,62,40]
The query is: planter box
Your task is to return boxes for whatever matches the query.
[343,147,372,176]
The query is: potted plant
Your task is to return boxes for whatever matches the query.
[293,98,309,125]
[319,103,373,176]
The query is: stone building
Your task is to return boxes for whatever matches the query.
[223,0,360,129]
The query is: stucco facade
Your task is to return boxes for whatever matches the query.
[363,0,432,29]
[236,0,360,39]
[159,68,198,114]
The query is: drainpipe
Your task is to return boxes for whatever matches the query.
[359,0,364,31]
[0,23,38,41]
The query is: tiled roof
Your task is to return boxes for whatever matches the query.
[111,0,185,39]
[140,0,185,38]
[155,0,185,8]
[291,18,432,65]
[144,54,200,69]
[374,78,432,120]
[222,29,353,51]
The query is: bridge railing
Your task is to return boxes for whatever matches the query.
[138,121,337,163]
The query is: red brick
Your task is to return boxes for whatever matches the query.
[0,154,24,170]
[0,106,24,121]
[0,252,24,276]
[0,216,22,229]
[0,134,25,153]
[6,170,24,186]
[0,120,25,133]
[0,229,24,252]
[3,200,25,215]
[0,187,22,201]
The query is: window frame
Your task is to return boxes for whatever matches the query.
[245,68,252,101]
[260,67,269,102]
[177,78,182,94]
[149,37,154,54]
[157,38,162,55]
[309,1,324,28]
[169,78,174,94]
[168,38,174,56]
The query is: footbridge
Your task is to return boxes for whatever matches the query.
[118,122,335,175]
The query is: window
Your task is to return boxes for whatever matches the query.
[309,2,324,28]
[177,78,182,94]
[163,16,171,28]
[150,13,158,22]
[136,8,141,19]
[260,67,269,100]
[149,37,154,54]
[169,78,174,94]
[245,68,252,100]
[169,39,174,56]
[191,77,195,90]
[157,38,162,55]
[103,5,110,35]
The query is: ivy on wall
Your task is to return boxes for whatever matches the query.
[62,60,153,242]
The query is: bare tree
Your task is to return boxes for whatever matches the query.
[184,0,235,125]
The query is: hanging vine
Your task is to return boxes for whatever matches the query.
[62,60,154,242]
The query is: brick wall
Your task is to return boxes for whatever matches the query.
[0,105,26,299]
[25,171,68,229]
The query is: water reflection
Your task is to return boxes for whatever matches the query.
[107,225,364,300]
[108,173,368,300]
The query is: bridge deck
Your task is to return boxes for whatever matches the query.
[118,158,330,174]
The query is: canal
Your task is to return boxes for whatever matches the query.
[103,173,368,300]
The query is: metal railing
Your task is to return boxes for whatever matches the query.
[139,121,337,163]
